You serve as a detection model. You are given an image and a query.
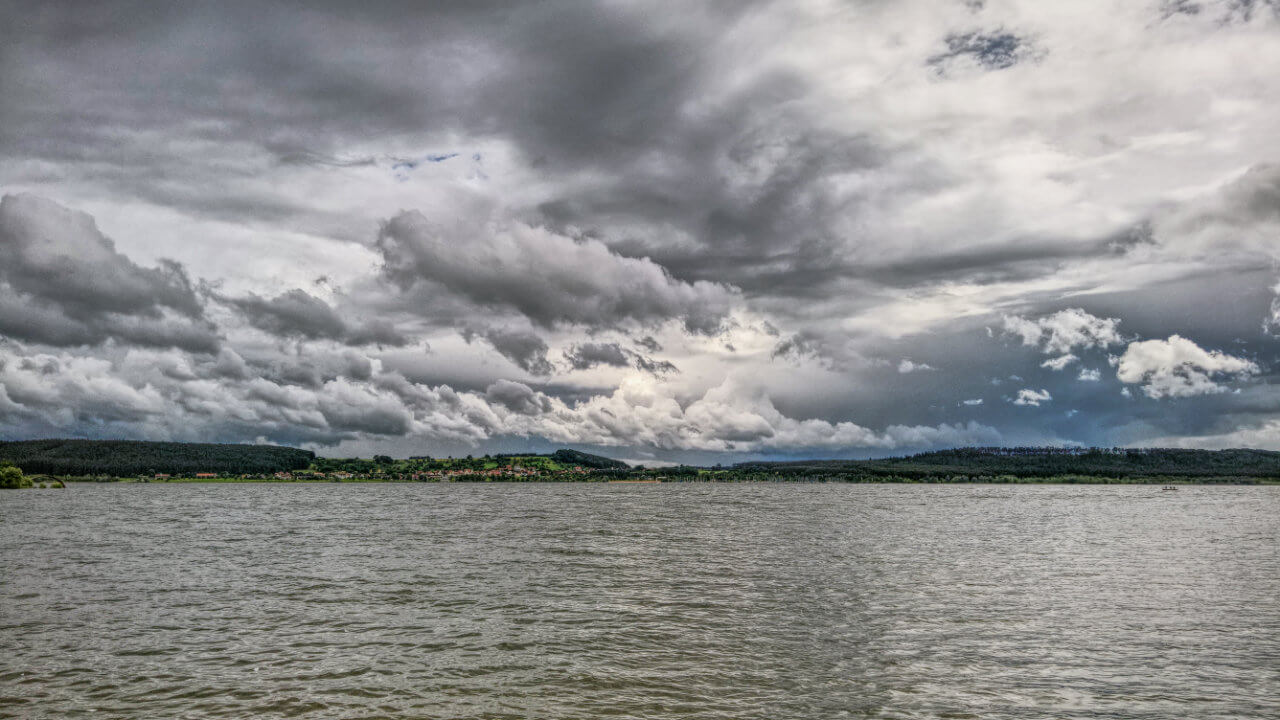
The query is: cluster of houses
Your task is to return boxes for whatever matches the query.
[399,465,590,481]
[159,464,594,481]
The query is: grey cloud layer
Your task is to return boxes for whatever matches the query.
[0,337,1001,455]
[224,289,407,347]
[3,1,1280,456]
[0,194,217,352]
[376,210,738,333]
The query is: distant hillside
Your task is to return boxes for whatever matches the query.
[551,448,630,469]
[0,439,315,476]
[734,447,1280,480]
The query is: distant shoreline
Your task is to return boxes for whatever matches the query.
[60,476,1280,485]
[5,442,1279,486]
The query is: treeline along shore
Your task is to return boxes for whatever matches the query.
[1,440,1279,485]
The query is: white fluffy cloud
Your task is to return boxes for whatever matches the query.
[1013,388,1052,406]
[1266,281,1280,336]
[1003,309,1123,355]
[489,377,1002,453]
[1115,335,1259,398]
[1040,353,1078,371]
[897,358,935,373]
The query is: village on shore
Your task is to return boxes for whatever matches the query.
[151,461,598,483]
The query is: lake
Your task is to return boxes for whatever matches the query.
[2,483,1277,719]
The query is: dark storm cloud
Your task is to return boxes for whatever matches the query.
[1161,0,1203,17]
[563,343,630,370]
[223,288,408,347]
[0,194,202,316]
[375,210,738,333]
[536,120,899,297]
[485,379,554,416]
[851,234,1139,289]
[772,332,825,362]
[563,342,678,375]
[631,355,678,376]
[317,382,413,436]
[1205,163,1280,224]
[249,350,376,390]
[0,193,218,352]
[465,327,554,377]
[228,289,346,341]
[0,2,765,213]
[0,0,886,301]
[1223,0,1280,22]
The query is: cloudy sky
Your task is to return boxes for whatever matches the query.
[2,0,1279,463]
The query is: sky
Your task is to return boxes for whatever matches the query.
[2,0,1279,464]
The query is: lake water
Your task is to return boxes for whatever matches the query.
[2,483,1277,719]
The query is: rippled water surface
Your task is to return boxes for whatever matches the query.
[2,483,1278,719]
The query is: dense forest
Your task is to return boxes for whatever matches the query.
[0,439,315,476]
[732,447,1280,482]
[549,448,630,469]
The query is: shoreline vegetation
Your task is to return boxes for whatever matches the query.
[0,440,1278,485]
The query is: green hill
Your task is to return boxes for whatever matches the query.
[0,439,315,477]
[551,448,630,469]
[733,447,1280,481]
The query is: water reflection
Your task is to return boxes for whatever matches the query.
[2,484,1277,718]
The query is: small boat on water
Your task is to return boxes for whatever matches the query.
[1161,485,1177,491]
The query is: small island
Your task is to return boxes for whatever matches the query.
[1,440,1278,485]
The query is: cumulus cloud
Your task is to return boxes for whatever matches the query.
[1013,388,1052,406]
[484,379,554,416]
[497,377,1002,452]
[0,351,168,425]
[227,289,345,340]
[898,358,935,373]
[564,342,630,370]
[631,355,678,376]
[316,379,414,436]
[563,341,677,375]
[0,341,1000,454]
[772,332,824,361]
[466,327,554,376]
[376,210,739,333]
[224,289,407,346]
[1040,354,1078,371]
[0,343,485,446]
[1115,335,1259,398]
[1078,368,1101,382]
[0,194,218,352]
[1265,281,1280,336]
[1003,309,1123,355]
